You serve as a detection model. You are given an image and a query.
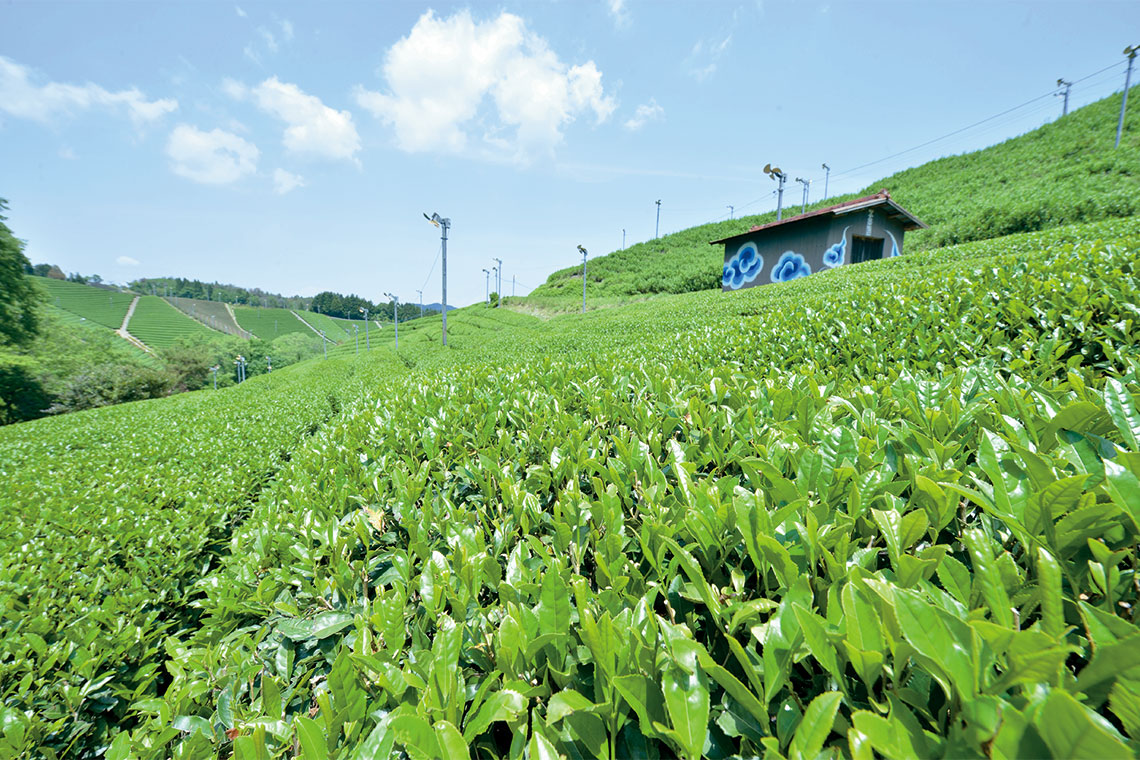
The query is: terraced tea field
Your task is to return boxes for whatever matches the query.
[34,277,135,330]
[3,217,1138,757]
[125,295,219,349]
[233,306,315,342]
[167,297,250,338]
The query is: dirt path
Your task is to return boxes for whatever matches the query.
[116,296,154,354]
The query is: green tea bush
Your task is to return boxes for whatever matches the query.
[96,218,1140,758]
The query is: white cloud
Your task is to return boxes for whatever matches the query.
[624,98,663,131]
[0,55,177,124]
[685,33,732,82]
[166,124,259,184]
[279,18,294,42]
[116,255,140,266]
[273,168,305,194]
[235,5,247,18]
[227,76,361,162]
[354,10,615,162]
[58,146,76,160]
[608,0,631,28]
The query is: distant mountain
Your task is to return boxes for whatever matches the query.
[422,303,456,313]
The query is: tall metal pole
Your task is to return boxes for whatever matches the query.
[1117,46,1138,149]
[622,228,626,248]
[796,177,810,214]
[482,268,490,304]
[726,205,734,219]
[385,293,399,350]
[441,218,448,345]
[579,245,588,314]
[821,163,830,200]
[416,289,423,318]
[360,307,370,349]
[1056,78,1072,116]
[655,199,661,238]
[493,257,502,308]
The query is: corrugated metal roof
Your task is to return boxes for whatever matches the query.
[709,189,927,245]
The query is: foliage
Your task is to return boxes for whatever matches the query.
[33,276,135,330]
[125,295,219,350]
[528,85,1140,309]
[0,200,42,348]
[0,352,51,423]
[44,362,173,414]
[129,277,310,310]
[2,217,1136,756]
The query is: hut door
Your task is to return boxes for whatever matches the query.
[851,236,884,264]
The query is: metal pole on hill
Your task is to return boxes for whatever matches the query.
[424,212,450,345]
[796,177,810,214]
[493,258,502,308]
[210,365,219,390]
[578,245,588,314]
[1117,45,1138,149]
[482,268,490,304]
[821,163,830,200]
[360,307,370,349]
[385,292,399,350]
[417,289,423,318]
[727,205,734,219]
[622,228,626,248]
[1056,78,1072,116]
[655,199,661,238]
[764,164,788,220]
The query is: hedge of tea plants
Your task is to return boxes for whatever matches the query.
[98,219,1140,758]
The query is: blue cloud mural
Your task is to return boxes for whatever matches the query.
[885,229,901,257]
[722,242,764,289]
[771,251,811,283]
[823,226,851,268]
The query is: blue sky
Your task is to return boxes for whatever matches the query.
[2,1,1137,306]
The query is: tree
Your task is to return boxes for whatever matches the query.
[0,199,42,348]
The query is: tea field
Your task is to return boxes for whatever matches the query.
[124,296,220,350]
[233,307,318,342]
[2,217,1138,758]
[34,278,135,331]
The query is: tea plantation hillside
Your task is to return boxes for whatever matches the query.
[2,217,1139,757]
[125,295,221,350]
[528,86,1140,311]
[34,277,135,330]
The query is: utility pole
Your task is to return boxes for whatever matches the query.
[795,177,810,214]
[622,228,626,248]
[359,307,370,349]
[764,164,788,220]
[578,245,588,314]
[493,257,502,308]
[1056,78,1072,117]
[492,265,498,304]
[512,276,516,297]
[385,292,399,350]
[416,289,423,318]
[655,199,661,238]
[821,163,830,200]
[423,211,450,344]
[482,268,490,304]
[1117,45,1138,149]
[726,205,734,220]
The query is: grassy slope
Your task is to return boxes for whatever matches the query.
[126,295,220,350]
[166,296,248,338]
[33,276,135,329]
[527,86,1140,311]
[233,305,314,341]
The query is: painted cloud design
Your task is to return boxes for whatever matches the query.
[885,229,901,257]
[771,250,811,283]
[823,225,850,268]
[722,242,764,289]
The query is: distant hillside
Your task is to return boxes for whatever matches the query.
[527,85,1140,309]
